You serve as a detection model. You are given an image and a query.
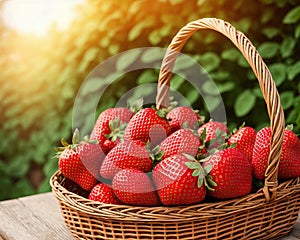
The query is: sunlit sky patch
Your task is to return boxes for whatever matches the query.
[1,0,84,36]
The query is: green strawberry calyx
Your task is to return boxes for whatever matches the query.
[183,153,217,191]
[55,128,98,157]
[147,143,164,167]
[128,97,144,114]
[104,118,127,142]
[231,122,246,134]
[285,124,294,131]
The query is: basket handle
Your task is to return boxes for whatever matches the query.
[156,18,285,202]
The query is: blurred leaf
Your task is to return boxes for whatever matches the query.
[128,17,155,41]
[233,18,251,32]
[197,0,207,5]
[170,0,184,4]
[269,63,286,86]
[12,179,35,199]
[38,178,52,193]
[137,70,157,84]
[252,87,264,99]
[148,30,161,45]
[186,89,199,105]
[198,52,221,72]
[116,49,141,71]
[286,107,299,124]
[283,6,300,24]
[43,157,58,179]
[221,48,240,61]
[217,82,235,93]
[261,9,274,23]
[237,55,250,68]
[262,27,280,39]
[210,70,230,81]
[0,177,13,200]
[170,75,185,90]
[108,44,120,55]
[287,61,300,80]
[202,81,220,95]
[175,55,199,71]
[276,0,289,7]
[280,91,294,110]
[295,24,300,38]
[280,37,296,58]
[141,48,165,63]
[234,90,256,117]
[247,70,256,80]
[159,25,172,37]
[6,156,30,178]
[204,95,221,112]
[257,42,279,59]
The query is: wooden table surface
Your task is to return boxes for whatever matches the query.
[0,192,299,240]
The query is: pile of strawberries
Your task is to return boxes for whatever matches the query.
[56,104,300,207]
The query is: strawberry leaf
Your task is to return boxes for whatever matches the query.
[197,176,204,188]
[182,121,190,129]
[72,128,80,144]
[61,138,69,147]
[205,175,217,191]
[192,168,201,177]
[228,142,237,149]
[203,164,212,175]
[155,150,164,161]
[200,128,207,141]
[128,97,144,113]
[185,161,200,169]
[182,153,196,161]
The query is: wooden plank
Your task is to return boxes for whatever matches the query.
[0,193,73,240]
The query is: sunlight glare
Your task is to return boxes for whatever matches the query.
[1,0,84,36]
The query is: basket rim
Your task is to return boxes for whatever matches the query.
[50,170,300,222]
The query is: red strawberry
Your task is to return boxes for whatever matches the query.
[123,108,171,146]
[91,107,133,154]
[252,127,300,180]
[152,154,208,206]
[57,129,105,190]
[197,121,228,151]
[228,126,256,162]
[88,183,121,204]
[158,128,200,160]
[112,169,159,206]
[203,148,252,199]
[167,106,201,132]
[100,140,152,180]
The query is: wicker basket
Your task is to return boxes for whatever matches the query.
[50,18,300,240]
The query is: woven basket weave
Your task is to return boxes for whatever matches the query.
[50,18,300,240]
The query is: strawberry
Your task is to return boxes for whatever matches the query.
[203,148,252,199]
[88,183,121,204]
[228,126,256,162]
[197,121,228,152]
[123,108,171,147]
[152,154,209,206]
[112,169,159,206]
[158,128,200,160]
[90,107,133,154]
[252,127,300,180]
[56,129,105,191]
[167,106,201,132]
[100,140,152,180]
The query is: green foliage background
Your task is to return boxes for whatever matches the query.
[0,0,299,200]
